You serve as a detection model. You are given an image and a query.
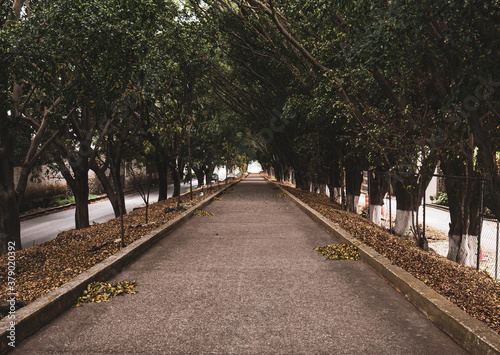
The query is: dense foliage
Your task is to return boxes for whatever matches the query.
[1,1,499,267]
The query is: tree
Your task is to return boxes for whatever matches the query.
[0,0,64,253]
[188,0,500,261]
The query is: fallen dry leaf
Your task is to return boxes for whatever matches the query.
[74,281,138,306]
[315,244,361,261]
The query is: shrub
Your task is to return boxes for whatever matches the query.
[435,192,448,206]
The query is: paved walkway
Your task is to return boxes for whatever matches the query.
[14,174,466,354]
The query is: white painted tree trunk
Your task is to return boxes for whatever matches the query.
[447,234,478,267]
[369,205,382,226]
[346,194,360,213]
[395,209,413,236]
[332,187,341,204]
[459,235,478,267]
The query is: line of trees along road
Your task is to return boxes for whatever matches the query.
[188,0,500,267]
[1,1,499,269]
[0,0,251,254]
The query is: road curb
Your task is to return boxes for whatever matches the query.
[1,179,242,354]
[267,178,500,355]
[19,184,204,220]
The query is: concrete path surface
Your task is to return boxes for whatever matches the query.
[13,174,466,354]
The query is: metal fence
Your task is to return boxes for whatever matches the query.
[273,169,500,280]
[370,185,500,281]
[479,218,500,280]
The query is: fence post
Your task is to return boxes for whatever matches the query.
[367,170,371,220]
[496,220,499,280]
[389,173,392,234]
[477,180,484,271]
[423,189,426,242]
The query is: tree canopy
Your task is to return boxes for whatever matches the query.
[1,0,499,261]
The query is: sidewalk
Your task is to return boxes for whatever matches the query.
[13,174,466,354]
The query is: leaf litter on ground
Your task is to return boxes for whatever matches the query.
[0,185,226,320]
[75,281,138,306]
[315,244,361,261]
[194,209,214,216]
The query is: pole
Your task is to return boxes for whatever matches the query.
[495,220,499,280]
[341,167,346,210]
[423,187,426,242]
[367,170,371,220]
[477,180,484,270]
[188,128,193,201]
[389,173,392,234]
[225,143,229,185]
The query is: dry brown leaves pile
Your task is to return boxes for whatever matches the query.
[193,209,214,216]
[0,185,225,319]
[281,184,500,335]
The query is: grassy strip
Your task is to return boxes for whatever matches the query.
[55,194,100,206]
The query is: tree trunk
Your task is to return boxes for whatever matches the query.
[194,167,205,187]
[0,183,21,253]
[294,168,309,190]
[204,165,214,185]
[368,169,390,226]
[392,176,417,237]
[172,168,181,197]
[327,162,342,204]
[0,195,20,253]
[110,161,126,217]
[73,164,90,229]
[91,163,121,217]
[273,163,283,182]
[0,118,22,253]
[441,158,481,267]
[345,165,363,213]
[469,113,500,221]
[156,155,168,201]
[0,0,24,254]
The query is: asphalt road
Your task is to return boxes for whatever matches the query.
[20,181,198,249]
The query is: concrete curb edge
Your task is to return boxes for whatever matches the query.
[266,178,500,355]
[1,179,242,354]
